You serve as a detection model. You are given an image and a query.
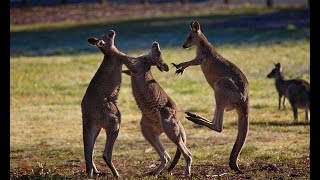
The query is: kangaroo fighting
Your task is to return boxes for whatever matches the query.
[172,20,249,173]
[122,42,192,176]
[81,30,126,177]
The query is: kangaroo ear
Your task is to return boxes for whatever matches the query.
[191,21,200,32]
[275,63,281,68]
[152,41,160,51]
[107,30,116,39]
[88,38,99,46]
[190,20,195,30]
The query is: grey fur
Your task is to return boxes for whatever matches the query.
[172,20,249,174]
[81,30,126,177]
[122,42,192,176]
[267,63,310,121]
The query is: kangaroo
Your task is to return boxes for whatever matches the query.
[122,42,192,176]
[267,63,310,121]
[81,30,126,177]
[172,20,249,173]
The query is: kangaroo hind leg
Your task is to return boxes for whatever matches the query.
[83,119,101,177]
[140,117,170,176]
[103,127,120,177]
[160,109,192,176]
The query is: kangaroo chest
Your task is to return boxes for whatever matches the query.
[131,75,168,115]
[200,59,220,89]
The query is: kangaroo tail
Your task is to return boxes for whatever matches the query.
[229,102,249,174]
[167,148,181,173]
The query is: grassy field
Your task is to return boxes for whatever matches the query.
[10,5,310,179]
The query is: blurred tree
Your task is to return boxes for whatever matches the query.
[141,0,149,4]
[267,0,274,8]
[224,0,229,4]
[61,0,67,4]
[97,0,108,4]
[181,0,188,4]
[21,0,27,7]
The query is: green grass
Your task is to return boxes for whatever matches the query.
[10,5,310,179]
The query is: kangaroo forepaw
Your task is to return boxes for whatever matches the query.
[171,63,178,68]
[171,63,185,75]
[175,68,184,75]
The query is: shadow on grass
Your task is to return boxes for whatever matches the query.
[10,7,309,57]
[249,121,310,126]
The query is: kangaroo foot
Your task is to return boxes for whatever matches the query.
[185,112,222,132]
[185,112,210,125]
[185,112,207,120]
[146,169,162,177]
[93,169,102,175]
[212,122,223,133]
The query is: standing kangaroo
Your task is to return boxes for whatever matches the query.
[122,42,192,176]
[267,63,310,121]
[81,30,126,177]
[172,20,249,173]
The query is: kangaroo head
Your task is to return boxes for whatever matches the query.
[267,63,283,79]
[148,42,169,72]
[87,30,116,54]
[183,20,201,49]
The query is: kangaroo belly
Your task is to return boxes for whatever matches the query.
[132,81,168,115]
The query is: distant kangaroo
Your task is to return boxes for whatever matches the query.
[122,42,192,176]
[81,30,126,177]
[267,63,310,121]
[172,20,249,173]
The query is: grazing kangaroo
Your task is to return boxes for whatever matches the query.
[267,63,310,121]
[122,42,192,176]
[172,20,249,173]
[81,30,126,177]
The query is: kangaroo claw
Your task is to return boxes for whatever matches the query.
[171,63,178,68]
[186,116,205,125]
[175,68,184,75]
[185,112,207,120]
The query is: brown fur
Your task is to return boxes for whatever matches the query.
[172,20,249,173]
[122,42,192,176]
[267,63,310,121]
[81,30,126,177]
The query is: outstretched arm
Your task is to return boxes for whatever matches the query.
[172,58,202,75]
[122,70,131,76]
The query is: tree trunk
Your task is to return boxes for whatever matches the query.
[224,0,229,4]
[21,0,27,7]
[267,0,274,8]
[97,0,108,4]
[141,0,149,4]
[181,0,188,4]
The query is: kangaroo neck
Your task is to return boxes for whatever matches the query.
[91,52,123,101]
[275,74,285,84]
[196,33,219,60]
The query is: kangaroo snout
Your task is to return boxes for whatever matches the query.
[157,62,169,72]
[182,44,188,49]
